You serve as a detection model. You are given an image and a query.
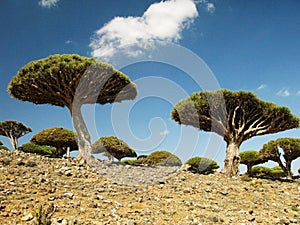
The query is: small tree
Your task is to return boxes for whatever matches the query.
[143,150,182,166]
[8,54,137,161]
[20,142,55,156]
[0,141,10,151]
[31,127,78,157]
[260,138,300,179]
[185,156,219,174]
[171,89,299,177]
[0,120,32,150]
[92,136,137,161]
[240,150,267,177]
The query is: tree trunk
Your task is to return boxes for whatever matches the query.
[285,160,293,179]
[247,164,253,177]
[221,142,241,177]
[70,106,93,163]
[66,147,70,158]
[8,134,18,151]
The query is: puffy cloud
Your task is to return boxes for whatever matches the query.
[90,0,199,61]
[38,0,59,8]
[276,88,290,97]
[257,84,267,90]
[296,90,300,96]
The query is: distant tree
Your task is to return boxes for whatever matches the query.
[92,136,137,161]
[240,150,267,177]
[185,156,219,174]
[171,89,299,177]
[8,54,137,161]
[0,120,32,151]
[0,141,10,151]
[31,127,78,157]
[143,150,182,166]
[19,142,54,156]
[260,138,300,179]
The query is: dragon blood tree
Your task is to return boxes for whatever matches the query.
[171,89,299,177]
[0,120,32,151]
[260,138,300,179]
[239,150,267,177]
[31,127,78,157]
[92,136,137,161]
[8,54,137,161]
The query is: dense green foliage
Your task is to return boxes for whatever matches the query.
[185,156,219,174]
[0,120,32,150]
[251,166,285,179]
[240,150,267,176]
[19,142,54,156]
[171,89,299,177]
[260,138,300,179]
[0,145,10,151]
[121,159,141,166]
[8,54,137,108]
[92,136,137,161]
[171,90,299,141]
[143,151,182,166]
[31,127,77,157]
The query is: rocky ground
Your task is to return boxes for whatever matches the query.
[0,149,299,225]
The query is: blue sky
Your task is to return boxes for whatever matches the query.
[0,0,300,173]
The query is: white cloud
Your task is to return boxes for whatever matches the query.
[195,0,215,13]
[296,90,300,96]
[90,0,199,61]
[257,84,267,90]
[160,130,170,136]
[206,3,216,13]
[276,88,290,97]
[38,0,59,8]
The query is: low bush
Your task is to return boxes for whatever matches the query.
[121,159,141,165]
[143,151,182,166]
[185,156,219,174]
[252,166,286,179]
[270,166,286,178]
[251,166,272,178]
[19,142,54,156]
[0,145,10,151]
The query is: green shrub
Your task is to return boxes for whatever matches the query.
[251,166,272,178]
[33,204,54,225]
[121,159,141,165]
[0,145,10,151]
[19,143,54,156]
[270,166,286,178]
[252,165,287,179]
[144,151,182,166]
[185,156,219,174]
[241,174,252,182]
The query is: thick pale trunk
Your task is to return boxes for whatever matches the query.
[221,142,241,177]
[66,147,70,158]
[8,135,18,151]
[71,106,93,163]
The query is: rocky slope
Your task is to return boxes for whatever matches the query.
[0,149,299,225]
